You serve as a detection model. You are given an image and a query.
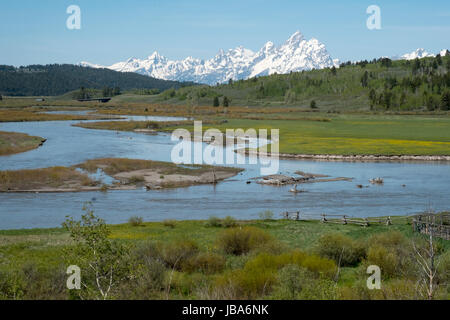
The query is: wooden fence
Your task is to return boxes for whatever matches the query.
[280,211,392,227]
[412,213,450,240]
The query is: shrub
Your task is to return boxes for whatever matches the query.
[163,219,176,228]
[217,227,273,255]
[272,265,311,299]
[128,216,144,226]
[128,175,145,184]
[222,216,238,228]
[366,245,398,277]
[219,251,336,298]
[205,216,222,227]
[182,252,226,274]
[160,239,199,269]
[297,277,337,300]
[170,272,204,296]
[259,210,274,221]
[368,231,405,248]
[316,233,366,266]
[365,231,415,278]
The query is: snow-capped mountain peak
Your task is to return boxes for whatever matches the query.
[402,48,434,60]
[284,30,305,46]
[391,48,449,61]
[80,31,338,84]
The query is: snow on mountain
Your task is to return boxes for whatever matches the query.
[440,49,450,57]
[80,31,338,85]
[401,48,435,60]
[391,48,449,60]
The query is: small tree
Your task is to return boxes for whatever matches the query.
[360,71,369,87]
[412,214,440,300]
[440,91,450,111]
[223,96,230,107]
[0,94,2,101]
[213,96,220,107]
[310,100,317,109]
[63,203,133,300]
[113,87,121,96]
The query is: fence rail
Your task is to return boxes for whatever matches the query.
[412,214,450,240]
[280,211,392,227]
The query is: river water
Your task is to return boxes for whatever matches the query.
[0,117,449,229]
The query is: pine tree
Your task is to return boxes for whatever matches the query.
[441,91,450,110]
[213,96,220,107]
[223,96,230,107]
[361,71,369,87]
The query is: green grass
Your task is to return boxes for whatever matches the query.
[1,216,442,266]
[202,114,450,155]
[0,217,448,300]
[0,131,45,156]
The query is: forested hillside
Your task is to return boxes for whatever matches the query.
[0,64,193,96]
[156,54,450,111]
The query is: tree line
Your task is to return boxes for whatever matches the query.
[0,64,192,96]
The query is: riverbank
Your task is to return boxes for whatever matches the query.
[0,131,46,156]
[237,149,450,162]
[0,158,243,192]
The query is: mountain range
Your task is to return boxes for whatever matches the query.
[81,31,449,85]
[81,31,338,85]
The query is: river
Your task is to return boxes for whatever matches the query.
[0,116,449,229]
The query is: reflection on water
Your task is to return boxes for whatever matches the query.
[0,118,449,229]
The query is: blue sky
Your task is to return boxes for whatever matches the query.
[0,0,449,66]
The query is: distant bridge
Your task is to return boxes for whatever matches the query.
[77,98,111,103]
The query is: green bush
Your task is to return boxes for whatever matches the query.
[205,216,222,227]
[220,251,336,298]
[222,216,238,228]
[365,231,415,278]
[366,245,398,277]
[272,265,312,299]
[316,233,366,266]
[217,227,273,255]
[163,219,176,228]
[160,239,199,269]
[182,252,226,274]
[128,216,144,227]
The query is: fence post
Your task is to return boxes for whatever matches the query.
[386,216,392,226]
[295,211,299,221]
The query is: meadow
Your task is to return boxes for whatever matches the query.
[0,212,448,300]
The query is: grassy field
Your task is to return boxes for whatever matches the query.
[205,115,450,155]
[0,215,448,300]
[0,131,46,156]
